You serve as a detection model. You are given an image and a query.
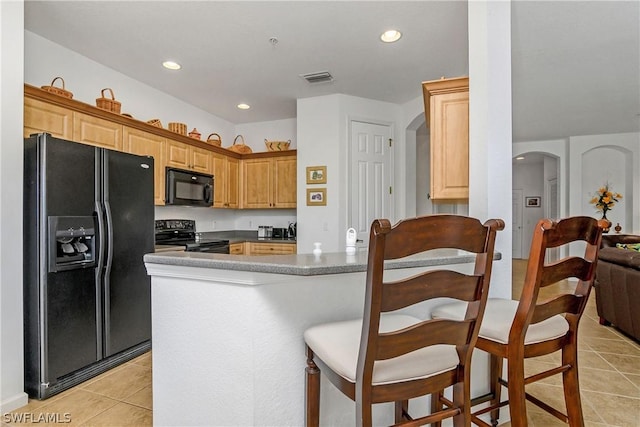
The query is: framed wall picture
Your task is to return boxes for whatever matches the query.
[306,166,327,184]
[525,196,541,207]
[307,188,327,206]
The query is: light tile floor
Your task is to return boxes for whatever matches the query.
[4,352,152,426]
[4,260,639,426]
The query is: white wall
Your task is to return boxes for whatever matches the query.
[0,0,29,413]
[570,133,639,233]
[468,1,513,299]
[513,163,545,258]
[415,123,431,216]
[296,94,402,254]
[296,95,341,253]
[24,31,236,144]
[401,95,428,219]
[515,132,640,239]
[514,138,569,220]
[235,118,297,152]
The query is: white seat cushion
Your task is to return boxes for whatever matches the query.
[304,314,459,385]
[431,299,569,345]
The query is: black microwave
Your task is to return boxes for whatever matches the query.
[165,168,213,207]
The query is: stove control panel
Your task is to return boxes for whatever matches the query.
[154,219,196,232]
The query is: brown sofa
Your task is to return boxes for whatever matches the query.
[594,234,640,341]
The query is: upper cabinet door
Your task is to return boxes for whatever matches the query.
[166,140,191,170]
[191,146,213,174]
[73,112,123,151]
[423,77,469,201]
[242,158,272,208]
[211,152,228,208]
[272,156,297,208]
[166,140,212,174]
[24,97,73,140]
[123,127,166,205]
[226,157,240,209]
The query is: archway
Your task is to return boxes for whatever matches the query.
[512,151,560,259]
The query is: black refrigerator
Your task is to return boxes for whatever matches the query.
[24,133,154,399]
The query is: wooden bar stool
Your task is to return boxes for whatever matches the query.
[304,215,504,426]
[432,216,606,427]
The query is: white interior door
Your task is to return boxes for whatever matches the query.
[349,121,392,250]
[512,189,523,259]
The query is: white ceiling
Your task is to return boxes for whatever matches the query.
[24,1,640,142]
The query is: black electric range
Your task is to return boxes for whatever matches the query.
[154,219,230,254]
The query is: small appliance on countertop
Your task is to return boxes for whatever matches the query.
[288,222,297,238]
[155,219,229,253]
[271,227,288,239]
[258,225,273,238]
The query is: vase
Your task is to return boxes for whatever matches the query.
[601,213,611,233]
[614,223,622,233]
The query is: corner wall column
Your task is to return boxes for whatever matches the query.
[468,0,513,299]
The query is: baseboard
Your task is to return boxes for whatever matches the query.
[1,391,29,414]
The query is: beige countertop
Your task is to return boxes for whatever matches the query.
[144,249,500,276]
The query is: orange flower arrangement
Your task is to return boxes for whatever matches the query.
[589,183,622,216]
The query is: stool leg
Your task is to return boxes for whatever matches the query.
[562,342,585,427]
[506,355,527,427]
[430,391,443,427]
[305,349,320,427]
[489,354,503,427]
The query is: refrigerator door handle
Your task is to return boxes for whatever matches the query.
[94,200,105,358]
[104,200,114,277]
[103,199,114,355]
[95,201,106,272]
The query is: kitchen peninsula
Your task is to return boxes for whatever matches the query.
[144,249,502,426]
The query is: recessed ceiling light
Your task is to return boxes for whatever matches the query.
[380,30,402,43]
[237,103,251,110]
[516,156,525,160]
[162,61,181,70]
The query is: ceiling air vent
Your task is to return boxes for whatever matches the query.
[300,71,334,84]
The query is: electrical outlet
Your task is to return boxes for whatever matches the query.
[212,220,216,229]
[323,222,328,231]
[249,220,253,228]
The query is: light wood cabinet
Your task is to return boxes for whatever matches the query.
[272,156,297,208]
[242,158,272,208]
[24,97,73,140]
[226,157,240,209]
[23,84,295,210]
[241,155,296,208]
[123,127,166,205]
[246,242,296,255]
[73,112,123,151]
[212,152,239,208]
[422,77,469,200]
[166,140,212,174]
[191,146,213,173]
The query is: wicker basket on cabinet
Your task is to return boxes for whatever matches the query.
[41,77,73,99]
[206,133,222,147]
[95,88,121,114]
